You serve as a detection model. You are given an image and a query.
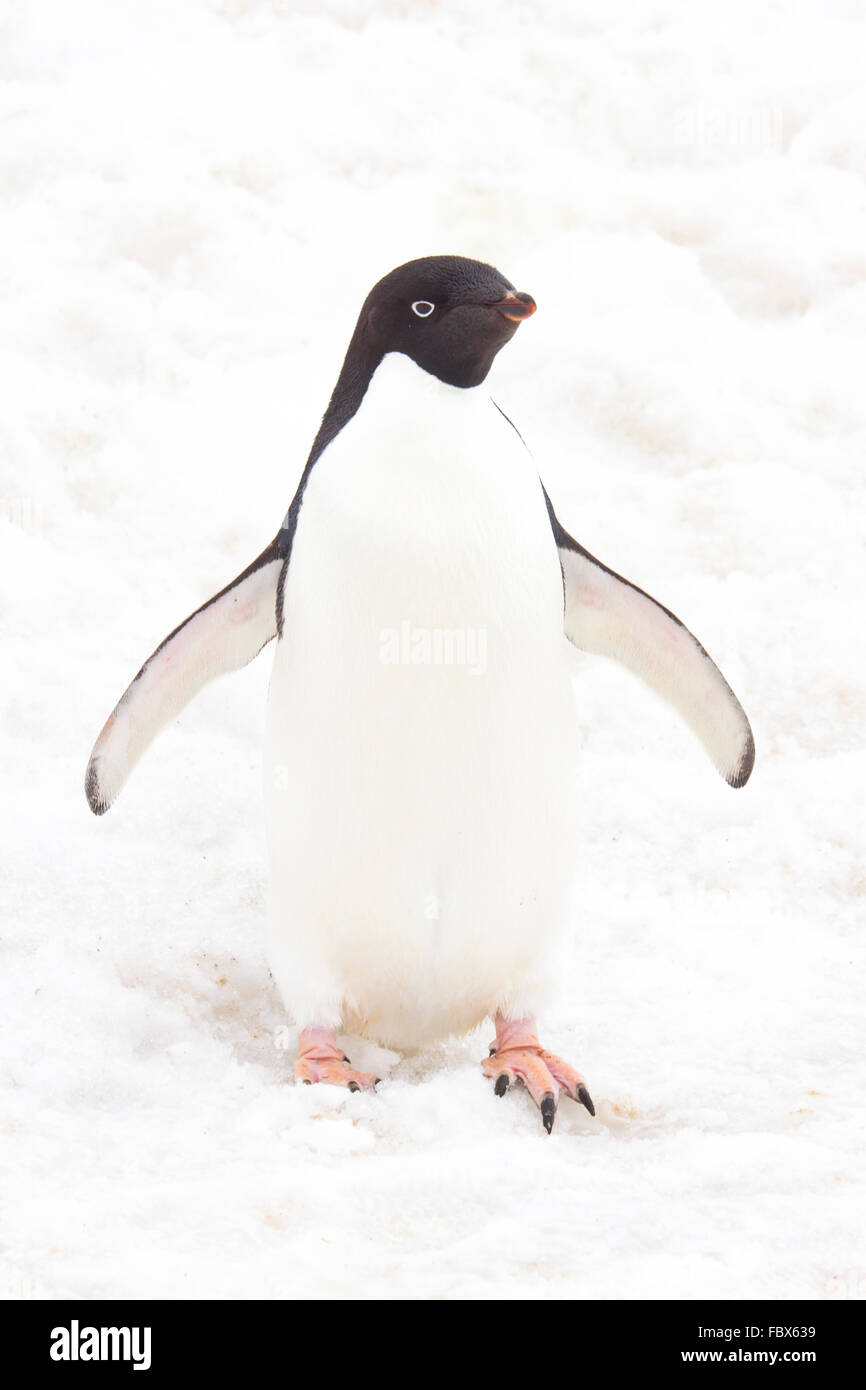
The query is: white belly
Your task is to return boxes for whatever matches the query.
[263,353,577,1047]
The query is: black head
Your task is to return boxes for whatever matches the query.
[358,254,536,389]
[301,255,536,480]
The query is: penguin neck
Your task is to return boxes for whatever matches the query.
[280,344,486,538]
[366,350,482,413]
[303,318,383,476]
[304,335,482,475]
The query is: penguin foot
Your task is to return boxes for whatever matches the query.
[293,1027,379,1091]
[482,1014,594,1135]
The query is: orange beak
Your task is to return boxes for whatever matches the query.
[488,291,537,322]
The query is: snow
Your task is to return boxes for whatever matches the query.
[2,0,865,1300]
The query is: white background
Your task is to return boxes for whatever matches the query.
[1,0,864,1299]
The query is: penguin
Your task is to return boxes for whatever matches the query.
[86,255,754,1134]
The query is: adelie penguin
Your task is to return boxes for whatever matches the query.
[86,255,754,1134]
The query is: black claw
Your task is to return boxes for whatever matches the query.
[494,1073,509,1097]
[348,1081,360,1093]
[540,1092,557,1134]
[488,1044,498,1056]
[342,1055,351,1064]
[302,1079,312,1086]
[373,1077,381,1088]
[577,1085,595,1117]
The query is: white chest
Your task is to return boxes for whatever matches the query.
[280,351,563,653]
[263,353,576,1045]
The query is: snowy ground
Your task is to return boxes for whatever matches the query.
[2,0,865,1300]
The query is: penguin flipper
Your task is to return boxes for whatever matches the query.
[545,494,754,788]
[85,536,286,815]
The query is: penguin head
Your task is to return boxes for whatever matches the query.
[359,255,536,388]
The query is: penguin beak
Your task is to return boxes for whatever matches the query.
[488,291,537,322]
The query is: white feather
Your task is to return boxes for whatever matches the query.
[263,352,578,1047]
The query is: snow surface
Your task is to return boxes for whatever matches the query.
[2,0,865,1301]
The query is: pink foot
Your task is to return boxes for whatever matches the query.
[294,1027,379,1091]
[481,1014,595,1134]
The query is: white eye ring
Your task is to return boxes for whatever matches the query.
[411,300,435,318]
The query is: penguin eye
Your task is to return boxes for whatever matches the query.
[411,300,435,318]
